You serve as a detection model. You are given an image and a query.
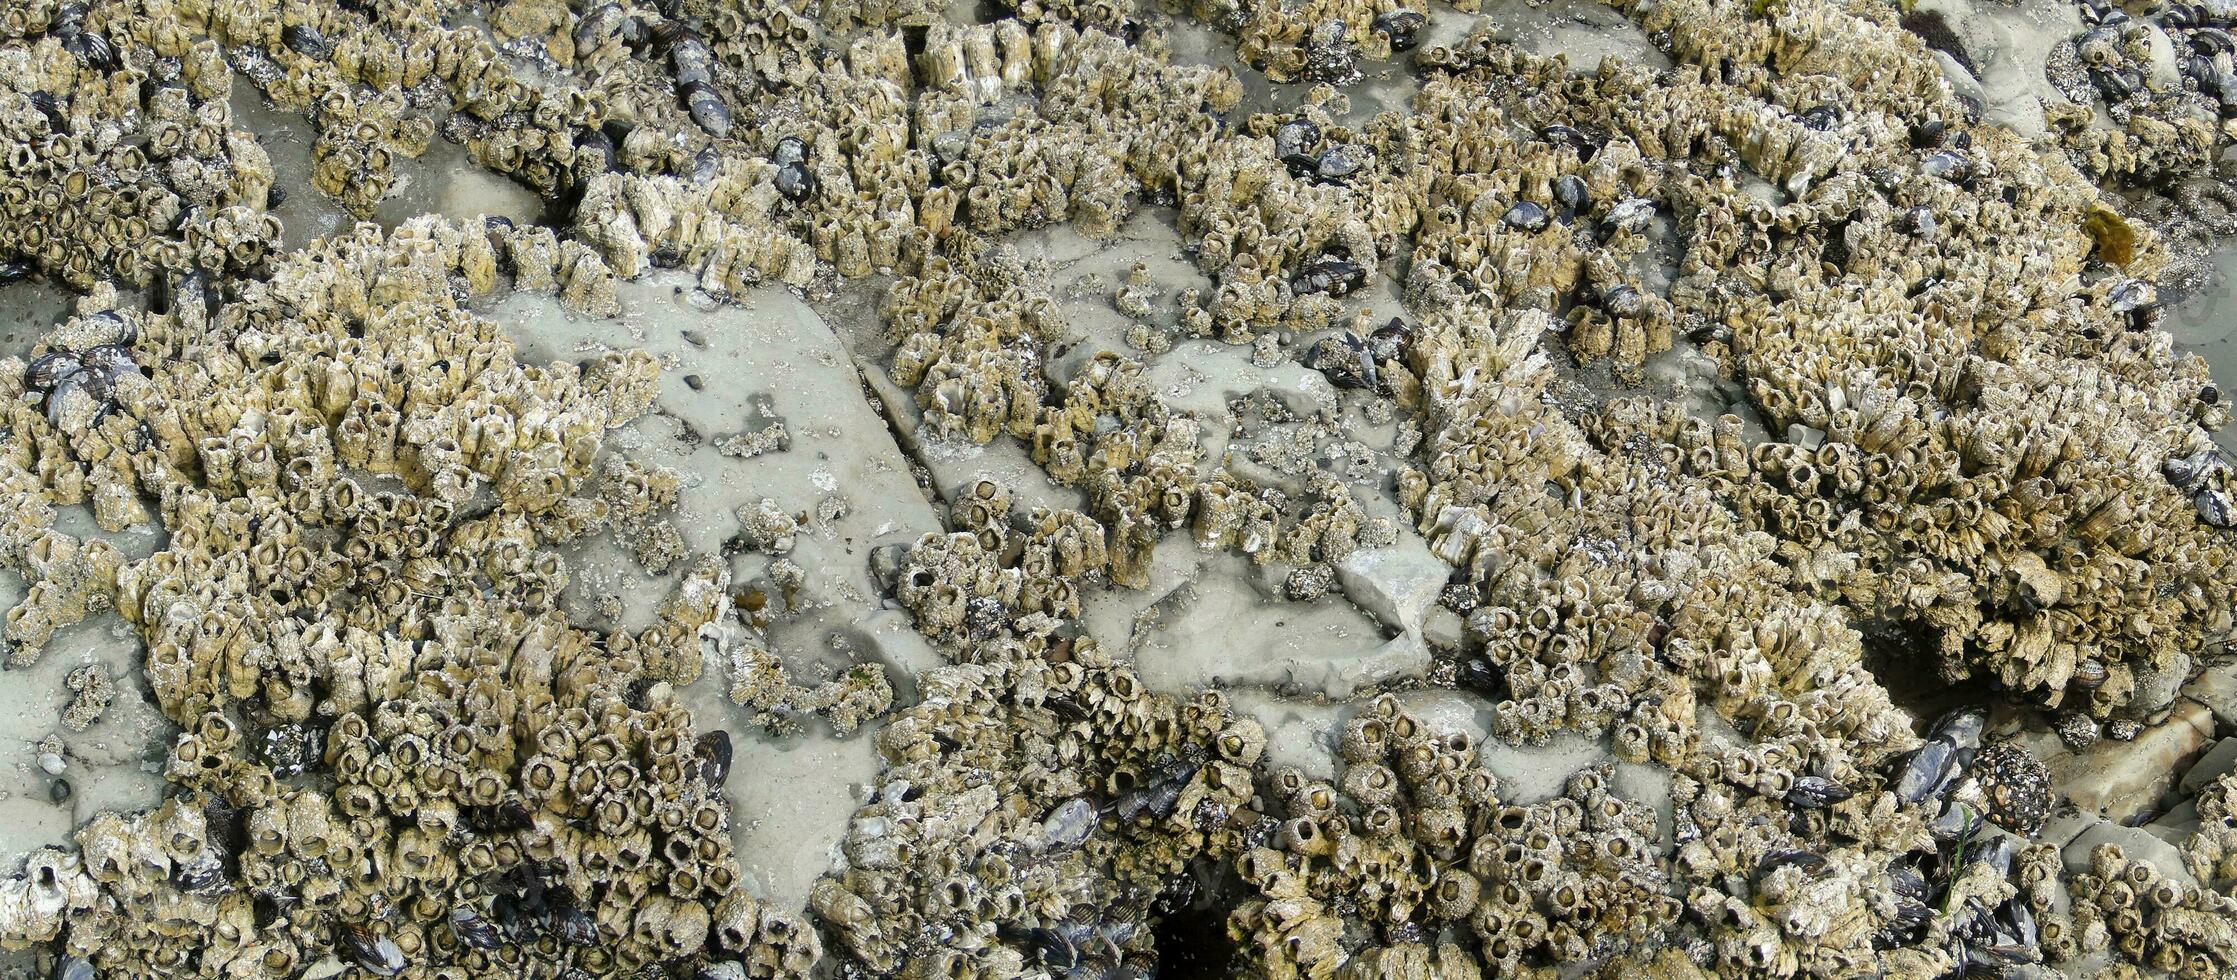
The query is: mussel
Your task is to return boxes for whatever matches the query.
[1372,10,1427,51]
[696,729,733,784]
[337,922,406,977]
[282,24,329,59]
[449,905,505,950]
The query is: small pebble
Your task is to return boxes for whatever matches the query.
[50,779,71,803]
[36,752,65,776]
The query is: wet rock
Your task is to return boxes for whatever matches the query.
[1422,606,1465,651]
[2063,821,2200,887]
[2179,736,2237,795]
[2187,662,2237,728]
[845,610,943,693]
[2128,651,2192,719]
[1333,536,1448,634]
[2045,698,2214,822]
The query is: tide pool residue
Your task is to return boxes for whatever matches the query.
[2161,247,2237,453]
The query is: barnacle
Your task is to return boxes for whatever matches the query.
[2,0,2237,975]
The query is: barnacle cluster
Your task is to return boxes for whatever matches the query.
[4,0,2237,975]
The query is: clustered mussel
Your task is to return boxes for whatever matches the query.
[2,0,2237,977]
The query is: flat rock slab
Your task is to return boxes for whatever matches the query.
[2182,737,2237,796]
[677,676,878,912]
[1910,0,2081,141]
[2041,698,2215,824]
[234,89,542,253]
[2186,660,2237,730]
[1335,533,1448,634]
[502,276,937,917]
[502,276,940,649]
[1084,537,1406,697]
[0,598,174,870]
[1147,339,1338,470]
[2064,820,2200,887]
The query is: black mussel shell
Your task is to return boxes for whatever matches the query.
[1553,174,1588,213]
[775,161,815,202]
[551,898,599,945]
[1920,150,1969,180]
[1368,316,1411,360]
[1753,849,1829,886]
[773,135,808,167]
[26,92,65,132]
[1909,118,1947,148]
[574,3,626,52]
[1314,144,1366,183]
[1003,923,1080,970]
[450,905,505,949]
[1885,895,1933,934]
[2197,487,2236,527]
[1110,764,1196,821]
[1800,104,1841,131]
[1929,707,1988,750]
[1456,657,1503,697]
[171,850,227,895]
[257,724,319,778]
[1372,10,1427,51]
[54,956,94,980]
[574,129,617,174]
[1275,118,1321,160]
[1892,737,1957,804]
[645,18,697,49]
[680,81,731,138]
[1904,205,1937,239]
[696,730,733,784]
[282,24,329,59]
[1281,152,1321,178]
[2162,449,2222,490]
[1503,201,1549,232]
[338,923,406,976]
[2194,26,2235,57]
[1601,283,1646,318]
[2090,65,2141,101]
[1294,256,1366,297]
[63,31,116,70]
[24,351,81,392]
[2107,278,2156,312]
[1041,796,1097,848]
[691,145,722,184]
[1786,775,1853,808]
[1886,860,1928,899]
[672,37,714,89]
[1929,799,1984,841]
[1305,331,1378,390]
[81,344,141,380]
[469,798,535,834]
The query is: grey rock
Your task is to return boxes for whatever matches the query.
[2183,737,2237,796]
[2129,652,2192,720]
[2186,662,2237,729]
[1334,535,1448,634]
[1422,605,1465,652]
[2064,821,2200,887]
